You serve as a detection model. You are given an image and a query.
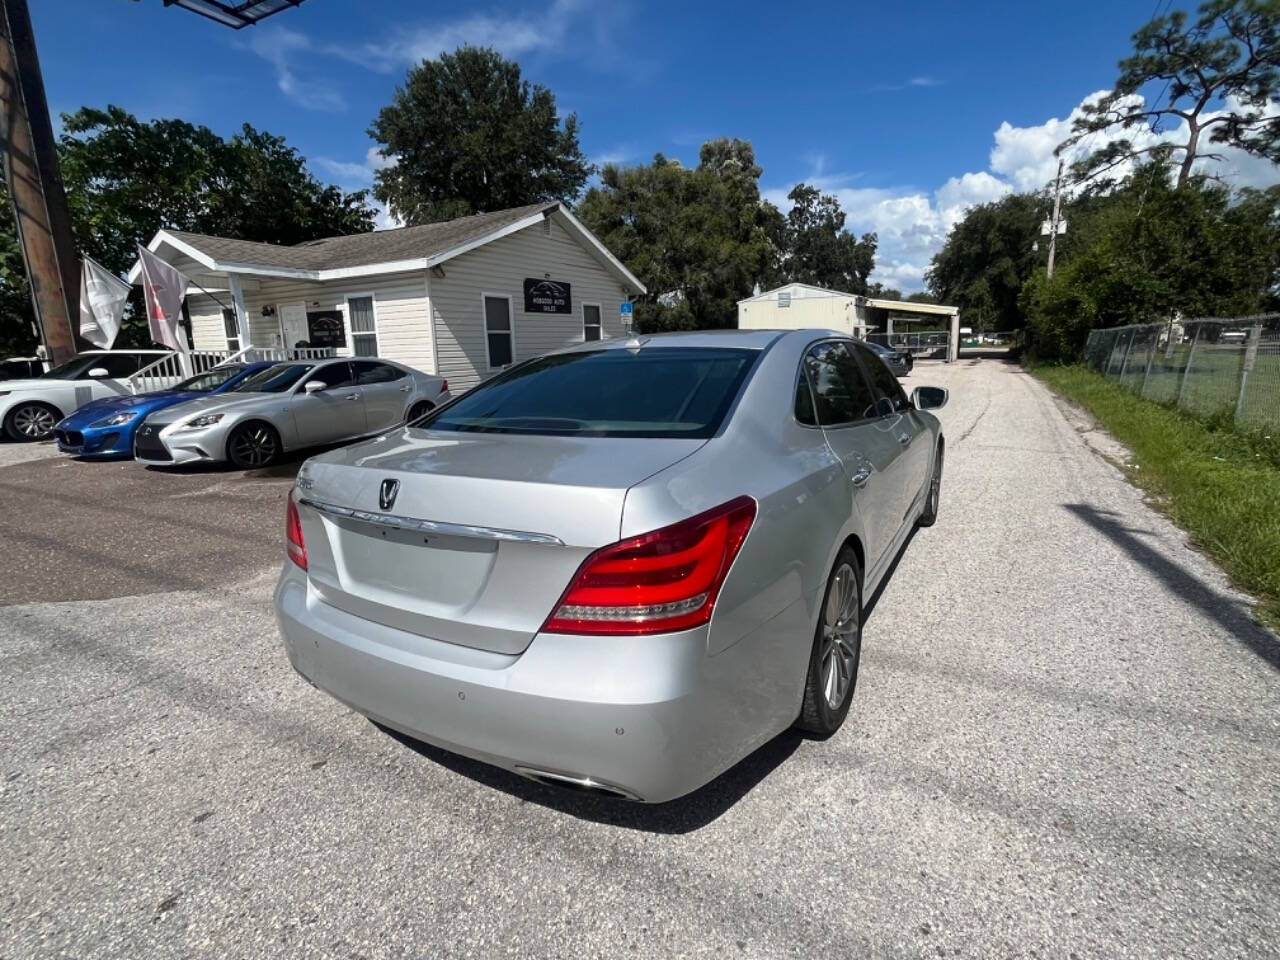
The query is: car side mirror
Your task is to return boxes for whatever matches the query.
[87,367,110,378]
[912,386,948,410]
[302,380,327,394]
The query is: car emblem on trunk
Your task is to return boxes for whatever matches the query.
[379,478,400,511]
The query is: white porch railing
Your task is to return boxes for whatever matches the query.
[127,345,336,394]
[128,350,232,394]
[229,345,337,363]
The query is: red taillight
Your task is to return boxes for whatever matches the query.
[542,496,757,636]
[286,493,308,570]
[439,379,448,394]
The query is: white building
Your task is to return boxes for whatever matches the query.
[737,283,872,338]
[737,282,961,361]
[129,202,646,391]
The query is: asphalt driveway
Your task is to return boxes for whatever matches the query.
[1,360,1276,959]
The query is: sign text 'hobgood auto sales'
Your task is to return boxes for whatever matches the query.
[523,278,572,314]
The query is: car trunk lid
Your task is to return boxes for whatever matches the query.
[295,430,705,654]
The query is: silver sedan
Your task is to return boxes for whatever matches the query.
[275,330,946,802]
[135,358,449,469]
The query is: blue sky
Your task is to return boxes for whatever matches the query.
[32,0,1280,290]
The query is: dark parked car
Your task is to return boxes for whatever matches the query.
[865,340,913,376]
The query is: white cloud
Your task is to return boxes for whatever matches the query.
[591,145,636,168]
[374,202,404,232]
[935,171,1012,228]
[246,1,626,111]
[872,74,946,93]
[768,90,1280,292]
[313,147,396,188]
[337,0,607,71]
[245,27,345,112]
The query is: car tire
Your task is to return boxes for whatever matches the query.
[4,401,61,442]
[794,546,863,737]
[226,421,281,469]
[405,399,434,424]
[917,441,943,527]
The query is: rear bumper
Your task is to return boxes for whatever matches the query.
[274,564,759,802]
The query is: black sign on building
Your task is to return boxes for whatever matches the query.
[523,278,572,314]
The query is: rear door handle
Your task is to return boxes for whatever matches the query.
[345,393,361,401]
[399,385,412,393]
[898,433,911,445]
[851,467,871,487]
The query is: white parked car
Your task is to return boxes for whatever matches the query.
[0,350,172,441]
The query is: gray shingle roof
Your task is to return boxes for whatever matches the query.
[167,202,557,272]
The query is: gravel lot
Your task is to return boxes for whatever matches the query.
[1,360,1277,959]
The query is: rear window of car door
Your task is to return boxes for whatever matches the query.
[352,361,404,385]
[802,341,878,426]
[308,361,356,389]
[850,341,911,417]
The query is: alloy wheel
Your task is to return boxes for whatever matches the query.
[12,404,55,440]
[230,425,278,467]
[820,562,860,709]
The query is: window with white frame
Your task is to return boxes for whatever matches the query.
[483,295,513,368]
[347,295,378,356]
[221,308,241,352]
[583,303,601,341]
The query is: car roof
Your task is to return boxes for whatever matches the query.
[78,349,171,355]
[551,329,827,355]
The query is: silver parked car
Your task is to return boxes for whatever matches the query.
[135,358,449,469]
[275,330,946,802]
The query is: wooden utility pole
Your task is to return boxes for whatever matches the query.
[0,0,80,364]
[1047,157,1064,279]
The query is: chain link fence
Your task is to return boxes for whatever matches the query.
[1082,316,1280,430]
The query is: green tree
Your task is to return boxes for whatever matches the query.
[370,46,591,224]
[0,191,36,356]
[866,282,903,299]
[779,184,877,293]
[1062,0,1280,188]
[1022,162,1280,360]
[905,291,939,304]
[59,106,374,278]
[576,139,776,332]
[926,193,1044,330]
[0,105,374,352]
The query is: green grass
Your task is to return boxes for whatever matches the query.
[1033,364,1280,629]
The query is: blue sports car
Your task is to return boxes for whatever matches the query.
[53,361,274,459]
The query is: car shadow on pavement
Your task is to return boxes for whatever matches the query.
[863,526,919,623]
[141,442,356,481]
[379,724,803,833]
[1064,503,1280,671]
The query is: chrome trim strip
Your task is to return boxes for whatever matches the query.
[297,496,564,545]
[513,766,642,801]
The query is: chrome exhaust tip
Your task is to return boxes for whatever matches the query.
[514,766,641,802]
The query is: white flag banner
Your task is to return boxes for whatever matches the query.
[136,243,188,352]
[78,256,131,349]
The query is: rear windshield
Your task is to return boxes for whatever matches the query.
[232,363,315,394]
[421,347,759,438]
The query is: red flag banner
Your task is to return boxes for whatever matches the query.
[136,244,189,352]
